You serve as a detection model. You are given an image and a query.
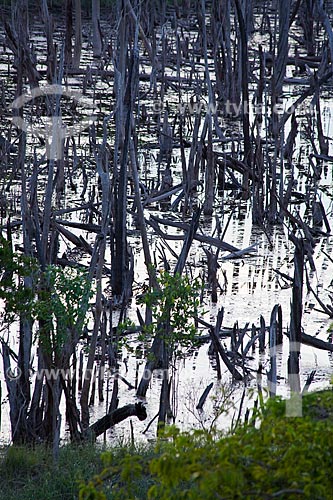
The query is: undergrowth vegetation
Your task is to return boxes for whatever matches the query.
[1,389,332,500]
[0,444,102,500]
[79,389,333,500]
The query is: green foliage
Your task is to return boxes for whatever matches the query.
[79,445,156,500]
[0,236,93,355]
[79,389,333,500]
[139,271,201,358]
[0,235,37,324]
[115,318,136,353]
[35,265,93,355]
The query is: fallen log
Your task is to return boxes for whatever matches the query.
[221,243,258,260]
[53,222,93,254]
[143,185,184,206]
[285,331,333,352]
[55,219,102,233]
[148,215,239,252]
[86,402,147,439]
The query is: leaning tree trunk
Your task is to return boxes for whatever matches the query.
[86,403,147,440]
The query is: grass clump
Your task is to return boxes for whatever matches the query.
[0,443,103,500]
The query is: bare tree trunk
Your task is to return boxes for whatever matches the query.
[112,5,138,300]
[234,0,252,197]
[65,0,73,67]
[299,0,315,56]
[92,0,102,58]
[288,234,304,393]
[73,0,82,68]
[80,237,106,428]
[41,50,64,267]
[315,0,333,70]
[203,116,214,216]
[271,0,292,137]
[41,0,56,82]
[80,115,111,426]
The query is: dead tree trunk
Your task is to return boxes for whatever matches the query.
[112,21,137,301]
[41,0,56,82]
[203,116,214,216]
[92,0,102,58]
[271,0,292,137]
[65,0,73,67]
[288,234,304,393]
[298,0,315,56]
[268,304,281,397]
[209,308,243,381]
[73,0,82,68]
[234,0,252,197]
[80,116,111,427]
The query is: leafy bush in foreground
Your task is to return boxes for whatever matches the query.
[79,389,333,500]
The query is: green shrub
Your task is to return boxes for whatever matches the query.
[138,270,202,359]
[79,389,333,500]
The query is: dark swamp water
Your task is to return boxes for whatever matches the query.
[0,1,333,444]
